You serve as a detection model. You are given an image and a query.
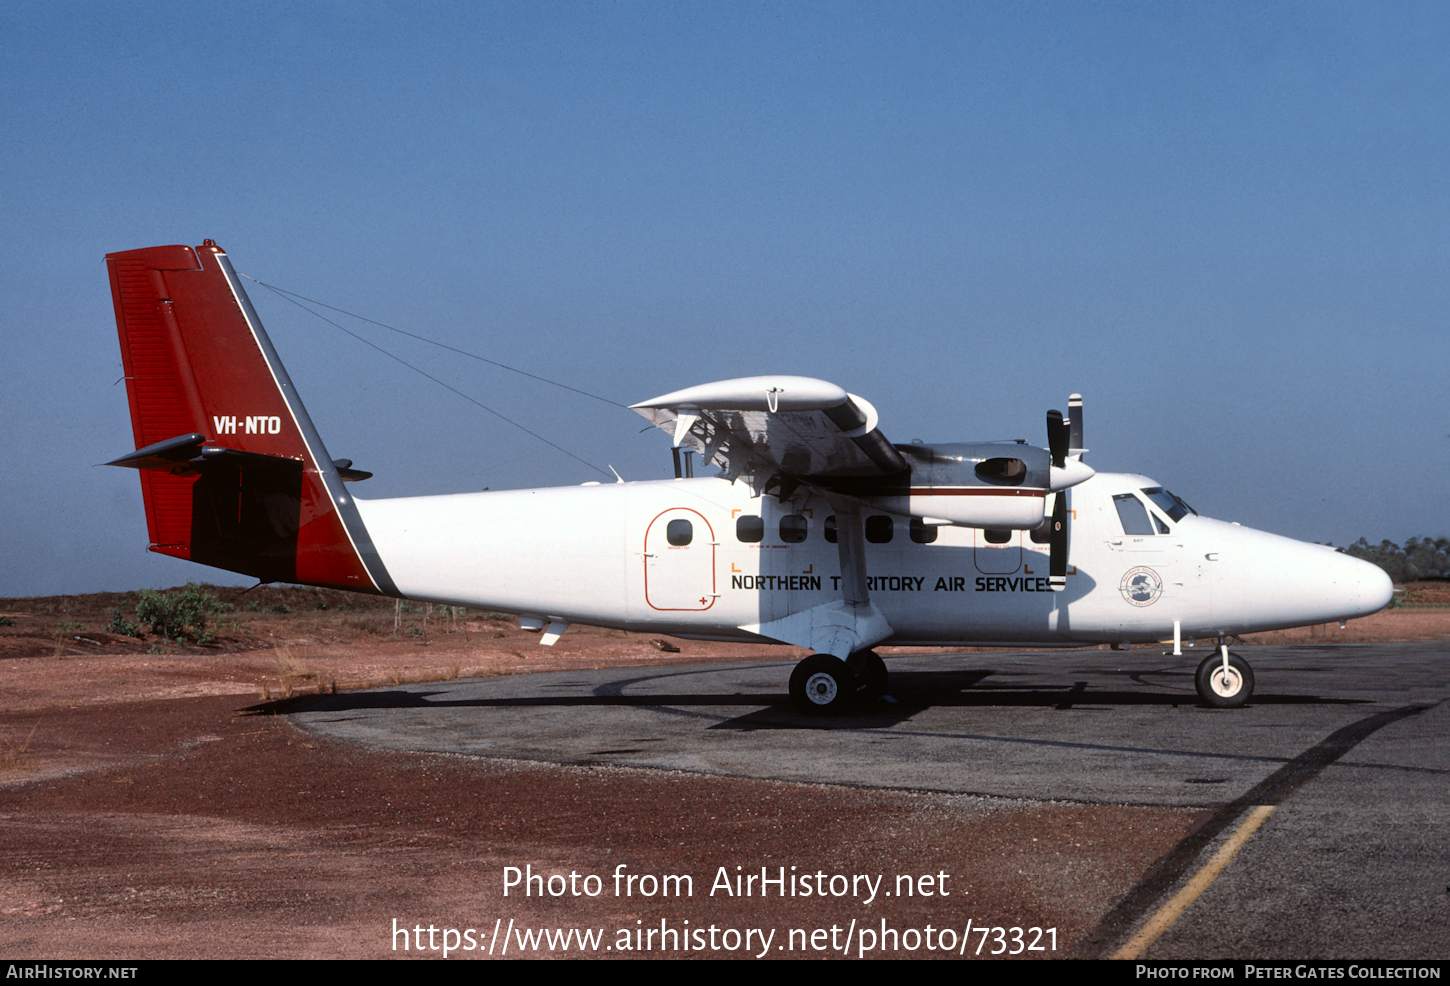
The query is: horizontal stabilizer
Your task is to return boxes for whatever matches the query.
[105,433,206,470]
[107,432,314,475]
[331,459,373,482]
[107,434,307,476]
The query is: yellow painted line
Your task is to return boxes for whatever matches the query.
[1112,804,1277,960]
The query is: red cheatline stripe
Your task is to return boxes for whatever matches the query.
[906,487,1048,497]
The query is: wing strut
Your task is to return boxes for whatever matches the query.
[738,501,892,660]
[834,502,871,610]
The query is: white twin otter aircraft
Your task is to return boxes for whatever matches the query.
[105,241,1392,714]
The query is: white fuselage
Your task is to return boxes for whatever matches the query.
[353,471,1392,647]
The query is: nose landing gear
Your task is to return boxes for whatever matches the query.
[1195,640,1254,708]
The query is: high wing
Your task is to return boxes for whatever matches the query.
[631,375,907,493]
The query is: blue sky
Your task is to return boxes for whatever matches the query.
[2,2,1446,596]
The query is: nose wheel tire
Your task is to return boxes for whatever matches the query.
[1195,652,1255,708]
[790,654,854,715]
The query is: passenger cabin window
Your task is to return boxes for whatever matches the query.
[984,529,1012,544]
[910,518,938,544]
[780,514,808,544]
[667,519,693,546]
[736,515,764,543]
[1113,494,1155,536]
[823,515,898,543]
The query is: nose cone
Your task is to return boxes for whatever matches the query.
[1312,548,1394,620]
[1349,554,1395,616]
[1208,522,1397,631]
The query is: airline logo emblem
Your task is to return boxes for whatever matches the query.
[1119,566,1163,607]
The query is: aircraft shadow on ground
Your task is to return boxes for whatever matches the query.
[253,667,1370,730]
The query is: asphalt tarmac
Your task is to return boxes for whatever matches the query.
[291,641,1450,958]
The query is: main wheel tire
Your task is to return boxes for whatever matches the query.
[790,654,854,715]
[847,649,889,704]
[1195,651,1255,708]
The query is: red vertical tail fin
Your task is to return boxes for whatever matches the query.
[106,241,396,594]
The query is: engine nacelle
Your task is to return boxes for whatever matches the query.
[860,442,1054,530]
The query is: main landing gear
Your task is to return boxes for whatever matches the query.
[1194,641,1255,708]
[790,649,889,715]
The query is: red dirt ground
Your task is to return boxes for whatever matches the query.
[1,585,1443,959]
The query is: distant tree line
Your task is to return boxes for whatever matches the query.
[1340,537,1450,583]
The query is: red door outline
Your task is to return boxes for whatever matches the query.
[643,508,717,611]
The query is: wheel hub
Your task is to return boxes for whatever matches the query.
[1210,668,1243,697]
[805,673,838,704]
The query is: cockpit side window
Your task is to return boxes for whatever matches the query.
[1153,513,1170,534]
[1113,494,1155,535]
[1141,487,1195,521]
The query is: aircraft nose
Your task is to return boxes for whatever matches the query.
[1350,554,1394,615]
[1211,525,1394,629]
[1318,549,1394,619]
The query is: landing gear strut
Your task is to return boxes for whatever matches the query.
[1195,640,1254,708]
[790,650,889,714]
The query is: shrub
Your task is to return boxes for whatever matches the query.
[135,583,230,643]
[107,609,141,638]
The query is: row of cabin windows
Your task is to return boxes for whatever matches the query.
[665,514,1053,547]
[667,491,1189,547]
[737,513,939,544]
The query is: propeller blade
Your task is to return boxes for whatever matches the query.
[1049,492,1069,591]
[1068,393,1083,460]
[1046,409,1068,469]
[1048,394,1094,489]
